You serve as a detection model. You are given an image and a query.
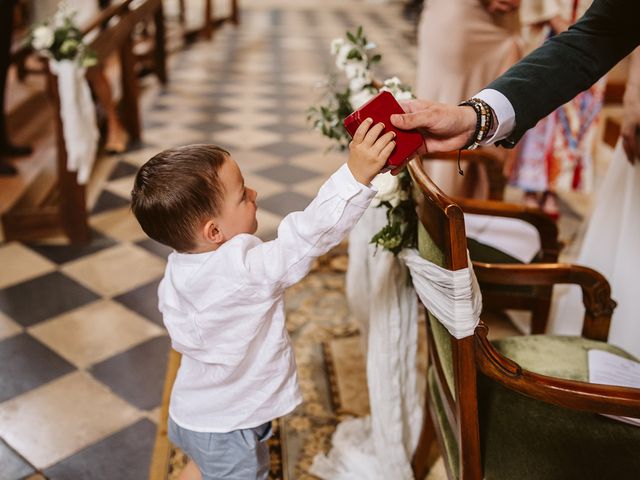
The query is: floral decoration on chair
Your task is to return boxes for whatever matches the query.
[29,2,97,67]
[308,26,417,254]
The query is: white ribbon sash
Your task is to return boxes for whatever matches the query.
[400,248,482,340]
[50,59,99,185]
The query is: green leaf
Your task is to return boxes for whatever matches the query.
[346,31,357,43]
[370,54,382,64]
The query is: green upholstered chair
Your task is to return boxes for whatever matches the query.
[407,159,640,480]
[420,153,562,334]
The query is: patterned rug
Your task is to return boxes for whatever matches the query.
[150,243,372,480]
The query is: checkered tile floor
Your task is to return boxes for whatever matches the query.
[0,2,416,478]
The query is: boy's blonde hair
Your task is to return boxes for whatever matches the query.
[131,144,229,252]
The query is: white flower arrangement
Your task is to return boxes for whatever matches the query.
[29,2,97,68]
[308,26,413,151]
[308,26,418,255]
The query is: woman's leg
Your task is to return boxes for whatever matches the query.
[85,66,129,153]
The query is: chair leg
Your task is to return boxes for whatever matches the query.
[412,405,440,480]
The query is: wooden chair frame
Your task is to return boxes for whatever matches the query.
[407,158,640,480]
[419,153,562,333]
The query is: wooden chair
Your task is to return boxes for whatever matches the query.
[419,153,562,334]
[407,158,640,480]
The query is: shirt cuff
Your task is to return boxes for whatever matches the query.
[333,164,377,208]
[474,89,516,145]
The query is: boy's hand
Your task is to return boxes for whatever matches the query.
[347,118,396,185]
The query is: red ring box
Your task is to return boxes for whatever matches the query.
[343,91,423,168]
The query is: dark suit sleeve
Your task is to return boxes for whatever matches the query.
[487,0,640,147]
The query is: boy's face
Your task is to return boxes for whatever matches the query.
[216,156,258,239]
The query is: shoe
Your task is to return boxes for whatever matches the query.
[0,161,17,176]
[0,143,32,157]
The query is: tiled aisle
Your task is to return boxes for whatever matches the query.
[0,2,417,478]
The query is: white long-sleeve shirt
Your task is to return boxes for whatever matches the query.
[159,164,376,432]
[476,88,516,144]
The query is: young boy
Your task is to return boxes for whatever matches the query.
[130,118,395,480]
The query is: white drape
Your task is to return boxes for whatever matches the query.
[311,204,482,479]
[551,142,640,357]
[50,59,99,185]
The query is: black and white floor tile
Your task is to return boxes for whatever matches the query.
[0,1,417,478]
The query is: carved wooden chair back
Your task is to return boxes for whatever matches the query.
[408,157,640,480]
[407,158,483,479]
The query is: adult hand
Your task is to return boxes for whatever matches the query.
[389,99,477,174]
[485,0,520,14]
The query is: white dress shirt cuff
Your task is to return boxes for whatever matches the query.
[474,89,516,145]
[333,164,377,208]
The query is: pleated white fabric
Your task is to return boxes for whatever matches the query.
[311,204,482,479]
[50,59,99,185]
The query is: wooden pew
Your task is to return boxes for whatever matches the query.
[1,0,167,244]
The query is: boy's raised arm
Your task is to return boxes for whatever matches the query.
[243,119,395,290]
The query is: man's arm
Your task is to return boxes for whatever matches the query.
[390,0,640,157]
[489,0,640,146]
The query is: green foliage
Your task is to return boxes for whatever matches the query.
[369,170,418,255]
[30,7,97,68]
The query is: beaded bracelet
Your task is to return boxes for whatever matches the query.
[459,98,494,150]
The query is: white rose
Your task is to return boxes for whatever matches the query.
[394,89,413,101]
[346,63,372,92]
[349,75,370,93]
[32,25,54,51]
[330,38,345,56]
[383,76,402,88]
[335,44,353,70]
[372,172,399,202]
[344,61,369,80]
[349,88,375,109]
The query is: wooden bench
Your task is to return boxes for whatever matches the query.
[1,0,166,244]
[179,0,239,43]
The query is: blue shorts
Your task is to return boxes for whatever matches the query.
[168,417,272,480]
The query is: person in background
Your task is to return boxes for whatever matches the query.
[0,0,32,175]
[414,0,521,198]
[551,47,640,357]
[509,0,602,218]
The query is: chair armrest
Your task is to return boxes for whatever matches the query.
[472,262,616,341]
[475,324,640,418]
[457,197,561,262]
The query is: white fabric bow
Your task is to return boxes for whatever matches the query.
[50,59,99,185]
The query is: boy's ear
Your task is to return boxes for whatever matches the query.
[202,220,225,245]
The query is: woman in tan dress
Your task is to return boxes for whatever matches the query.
[416,0,521,197]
